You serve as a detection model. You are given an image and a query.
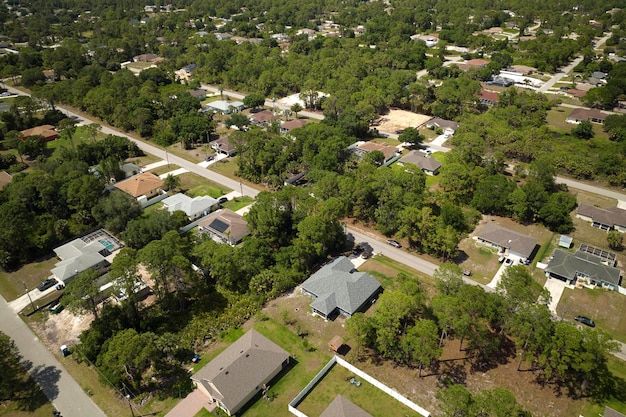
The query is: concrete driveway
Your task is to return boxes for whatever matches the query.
[543,277,568,314]
[165,389,215,417]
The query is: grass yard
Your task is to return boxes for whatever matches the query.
[296,362,421,417]
[360,255,436,295]
[149,164,180,176]
[237,318,333,417]
[223,196,255,211]
[180,172,231,198]
[0,374,55,417]
[209,157,266,192]
[193,409,214,417]
[546,106,608,139]
[0,256,57,301]
[556,287,626,343]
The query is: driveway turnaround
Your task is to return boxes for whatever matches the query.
[165,388,215,417]
[0,295,107,417]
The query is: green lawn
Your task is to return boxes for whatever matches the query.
[359,255,436,291]
[223,196,255,211]
[181,172,231,198]
[296,363,421,417]
[237,319,333,417]
[0,257,57,301]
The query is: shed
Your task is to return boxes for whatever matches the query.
[329,335,343,353]
[559,235,573,248]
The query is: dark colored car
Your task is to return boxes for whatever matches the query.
[218,197,228,204]
[387,239,402,248]
[575,315,595,327]
[37,278,57,292]
[205,155,215,162]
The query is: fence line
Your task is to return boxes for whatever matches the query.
[288,355,430,417]
[335,357,430,417]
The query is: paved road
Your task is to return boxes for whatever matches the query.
[538,32,611,93]
[0,294,107,417]
[556,176,626,201]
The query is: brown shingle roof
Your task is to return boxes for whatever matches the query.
[21,125,58,141]
[466,58,490,67]
[281,119,307,131]
[113,172,164,198]
[567,108,607,122]
[479,90,499,102]
[249,110,276,124]
[191,330,289,414]
[357,142,398,159]
[198,209,249,244]
[320,395,373,417]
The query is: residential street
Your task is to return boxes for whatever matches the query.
[0,294,108,417]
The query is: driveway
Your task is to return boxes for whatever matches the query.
[543,277,568,314]
[165,388,215,417]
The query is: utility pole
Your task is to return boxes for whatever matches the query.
[122,384,136,417]
[22,282,35,313]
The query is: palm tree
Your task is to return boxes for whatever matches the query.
[164,174,181,193]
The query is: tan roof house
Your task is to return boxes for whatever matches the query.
[350,141,400,164]
[320,395,373,417]
[191,330,290,416]
[566,108,607,124]
[21,125,58,141]
[114,172,164,200]
[280,119,307,133]
[211,136,237,156]
[198,209,249,245]
[465,58,490,68]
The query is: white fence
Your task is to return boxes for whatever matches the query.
[335,357,430,417]
[288,356,430,417]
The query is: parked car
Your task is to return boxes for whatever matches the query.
[462,269,472,276]
[574,315,595,327]
[49,303,64,315]
[504,258,514,267]
[498,255,505,263]
[387,239,402,248]
[37,278,57,292]
[218,197,228,204]
[205,155,215,162]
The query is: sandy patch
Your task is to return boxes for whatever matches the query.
[374,110,432,133]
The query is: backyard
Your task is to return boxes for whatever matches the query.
[295,362,422,417]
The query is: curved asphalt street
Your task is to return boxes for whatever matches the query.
[0,295,107,417]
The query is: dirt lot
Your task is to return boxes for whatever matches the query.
[259,285,588,417]
[374,109,432,133]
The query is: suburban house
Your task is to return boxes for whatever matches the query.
[175,63,197,81]
[198,209,249,245]
[509,65,537,75]
[248,110,277,126]
[566,108,607,124]
[280,119,307,133]
[349,141,401,165]
[205,100,245,114]
[20,125,58,141]
[133,53,159,62]
[465,58,490,68]
[114,172,164,201]
[214,32,233,41]
[478,90,499,107]
[545,249,621,291]
[162,193,218,221]
[425,117,459,135]
[300,256,382,320]
[398,151,442,175]
[475,223,538,261]
[191,330,290,416]
[51,238,111,283]
[320,395,373,417]
[576,204,626,232]
[411,33,438,47]
[0,171,12,189]
[210,136,237,157]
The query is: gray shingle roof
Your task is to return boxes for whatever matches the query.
[546,249,621,287]
[399,151,442,172]
[52,239,107,281]
[191,330,289,414]
[577,204,626,228]
[301,256,381,317]
[477,223,537,259]
[162,193,218,217]
[320,395,373,417]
